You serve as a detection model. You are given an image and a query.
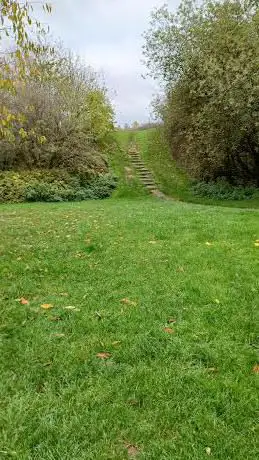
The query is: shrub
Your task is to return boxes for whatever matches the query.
[191,180,259,201]
[0,170,117,203]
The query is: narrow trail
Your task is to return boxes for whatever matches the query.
[128,142,172,200]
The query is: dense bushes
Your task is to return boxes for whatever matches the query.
[0,170,117,203]
[191,180,259,201]
[144,0,259,186]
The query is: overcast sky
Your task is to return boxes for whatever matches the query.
[39,0,178,126]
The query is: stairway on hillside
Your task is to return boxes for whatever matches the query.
[128,144,157,193]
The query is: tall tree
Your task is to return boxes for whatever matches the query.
[0,0,51,138]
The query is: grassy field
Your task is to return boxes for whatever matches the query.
[1,197,259,459]
[134,129,259,209]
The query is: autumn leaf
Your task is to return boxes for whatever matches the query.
[163,327,175,334]
[20,297,29,305]
[167,318,177,324]
[64,306,80,311]
[124,442,140,458]
[252,364,259,374]
[120,298,137,306]
[49,315,62,322]
[41,303,54,310]
[177,266,185,272]
[96,352,111,359]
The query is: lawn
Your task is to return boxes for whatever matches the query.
[1,197,259,459]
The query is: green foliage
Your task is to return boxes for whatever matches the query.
[0,170,117,203]
[191,180,259,200]
[144,0,259,185]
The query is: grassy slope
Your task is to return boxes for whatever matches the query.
[135,128,259,208]
[1,198,259,459]
[108,131,148,199]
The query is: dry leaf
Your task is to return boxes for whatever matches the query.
[49,315,62,322]
[124,443,140,458]
[207,367,218,373]
[52,333,65,338]
[205,447,211,455]
[252,364,259,374]
[149,240,157,244]
[96,352,111,359]
[20,297,29,305]
[120,298,137,306]
[168,318,177,324]
[41,303,54,310]
[127,399,139,406]
[164,327,175,334]
[177,266,185,272]
[60,292,69,297]
[64,306,80,311]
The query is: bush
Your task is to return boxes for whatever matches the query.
[191,180,259,201]
[0,170,117,203]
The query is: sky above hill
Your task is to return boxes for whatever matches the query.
[40,0,178,126]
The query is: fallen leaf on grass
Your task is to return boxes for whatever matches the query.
[207,367,218,373]
[164,327,175,334]
[205,447,212,455]
[124,442,140,458]
[64,306,80,312]
[96,352,111,359]
[149,240,157,244]
[167,318,177,324]
[112,341,121,346]
[120,298,137,306]
[127,399,139,406]
[52,333,65,338]
[252,364,259,374]
[177,266,185,272]
[20,297,29,305]
[41,304,54,310]
[60,292,69,297]
[49,315,62,322]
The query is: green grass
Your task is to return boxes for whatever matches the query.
[134,128,259,208]
[1,197,259,459]
[108,132,147,199]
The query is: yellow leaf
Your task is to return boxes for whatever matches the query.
[41,303,54,310]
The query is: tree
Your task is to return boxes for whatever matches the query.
[0,43,114,175]
[0,0,52,138]
[132,121,139,130]
[143,0,259,185]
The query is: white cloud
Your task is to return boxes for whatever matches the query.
[39,0,179,124]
